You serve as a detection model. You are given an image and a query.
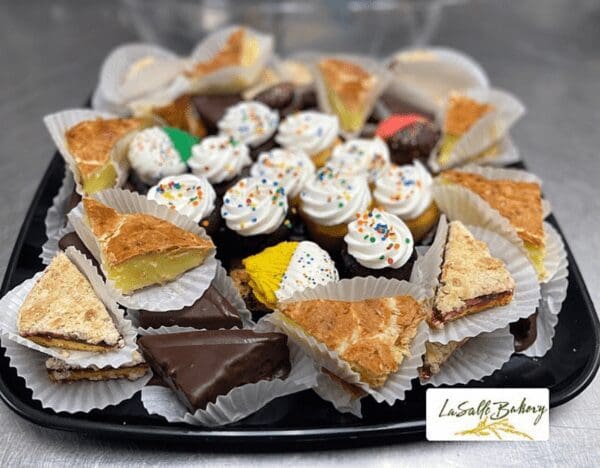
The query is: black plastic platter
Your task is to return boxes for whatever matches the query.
[0,153,598,449]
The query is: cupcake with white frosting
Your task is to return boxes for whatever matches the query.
[187,135,252,195]
[341,208,416,280]
[217,101,279,158]
[147,174,220,236]
[373,160,440,242]
[299,166,372,251]
[276,111,341,167]
[220,176,292,256]
[250,148,315,206]
[325,136,391,186]
[127,126,198,185]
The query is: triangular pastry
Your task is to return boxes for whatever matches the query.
[66,117,146,194]
[419,339,468,380]
[278,295,426,388]
[432,221,515,326]
[83,198,214,294]
[441,170,546,279]
[18,252,122,352]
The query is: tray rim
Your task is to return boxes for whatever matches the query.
[1,153,599,446]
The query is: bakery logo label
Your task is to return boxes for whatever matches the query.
[426,388,549,441]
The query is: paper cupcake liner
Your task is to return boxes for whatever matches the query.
[411,216,541,344]
[40,167,75,265]
[313,370,363,418]
[471,135,521,167]
[185,25,274,94]
[422,326,515,387]
[129,261,253,329]
[140,330,318,427]
[67,188,218,311]
[522,225,569,357]
[262,277,430,405]
[0,247,139,367]
[127,74,193,117]
[43,109,134,195]
[312,54,391,138]
[386,46,489,115]
[94,42,186,115]
[432,182,559,281]
[2,337,151,413]
[429,88,525,171]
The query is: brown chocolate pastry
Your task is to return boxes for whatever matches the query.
[65,189,82,217]
[510,312,538,352]
[298,88,317,110]
[192,93,242,135]
[218,221,292,258]
[229,267,272,316]
[58,231,101,274]
[339,247,417,282]
[254,83,299,117]
[375,114,440,165]
[137,284,242,330]
[138,330,291,412]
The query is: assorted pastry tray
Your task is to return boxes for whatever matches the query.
[0,26,599,446]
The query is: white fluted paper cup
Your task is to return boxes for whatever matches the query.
[2,337,151,413]
[0,247,139,367]
[184,25,274,94]
[432,181,559,281]
[429,88,525,172]
[422,326,515,387]
[263,277,429,405]
[67,188,218,311]
[386,47,489,115]
[94,42,186,115]
[140,333,318,427]
[43,109,139,195]
[472,135,521,167]
[312,54,391,138]
[522,225,569,357]
[129,261,253,330]
[40,167,75,264]
[411,216,541,344]
[313,370,363,418]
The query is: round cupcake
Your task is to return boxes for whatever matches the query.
[230,240,338,314]
[217,101,279,158]
[127,126,198,186]
[276,111,341,167]
[187,135,252,195]
[146,174,220,237]
[341,208,416,280]
[220,176,292,257]
[299,167,372,252]
[375,114,440,165]
[249,148,315,206]
[373,160,440,242]
[325,136,390,186]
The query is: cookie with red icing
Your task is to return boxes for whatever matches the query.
[375,114,440,165]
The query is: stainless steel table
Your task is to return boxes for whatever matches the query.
[0,1,598,465]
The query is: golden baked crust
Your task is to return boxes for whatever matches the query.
[18,252,121,351]
[419,339,468,379]
[46,353,148,382]
[433,221,515,325]
[278,295,426,387]
[318,58,376,112]
[441,170,545,247]
[444,94,494,136]
[151,95,206,138]
[65,118,144,179]
[83,198,214,267]
[186,28,248,77]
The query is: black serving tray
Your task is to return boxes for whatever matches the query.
[1,153,599,449]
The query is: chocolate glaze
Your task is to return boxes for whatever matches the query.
[511,311,538,352]
[137,284,242,330]
[138,330,291,411]
[58,232,102,275]
[383,120,440,166]
[339,247,417,281]
[192,94,242,135]
[254,83,299,117]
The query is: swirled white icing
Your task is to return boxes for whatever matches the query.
[217,101,279,147]
[276,111,339,156]
[250,148,315,199]
[147,174,216,223]
[188,135,251,184]
[300,167,371,226]
[221,176,288,236]
[373,160,433,220]
[344,208,414,269]
[326,137,390,183]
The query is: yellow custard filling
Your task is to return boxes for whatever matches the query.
[106,250,207,294]
[437,134,459,166]
[326,89,364,134]
[82,162,118,195]
[524,241,547,281]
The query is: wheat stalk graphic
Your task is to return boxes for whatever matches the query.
[455,416,534,440]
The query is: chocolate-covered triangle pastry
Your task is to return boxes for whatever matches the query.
[510,312,538,352]
[58,231,101,275]
[137,284,242,330]
[138,330,291,412]
[192,94,242,134]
